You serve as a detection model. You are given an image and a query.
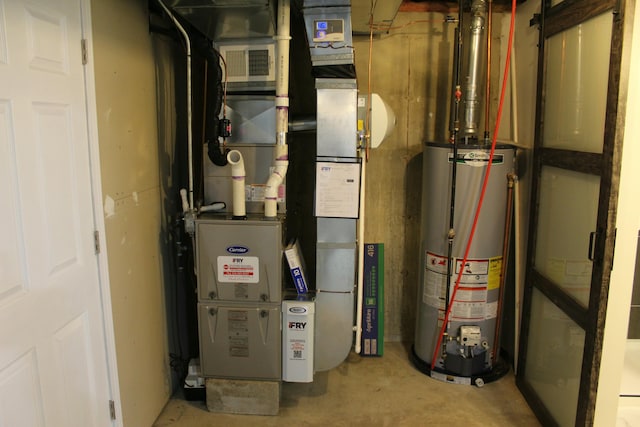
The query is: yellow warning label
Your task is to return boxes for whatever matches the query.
[488,257,502,290]
[357,119,364,131]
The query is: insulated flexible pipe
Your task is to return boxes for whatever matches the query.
[227,150,246,219]
[156,0,194,212]
[265,0,291,218]
[431,0,517,370]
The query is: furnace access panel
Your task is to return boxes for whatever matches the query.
[195,216,284,380]
[196,217,283,303]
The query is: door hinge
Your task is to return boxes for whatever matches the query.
[94,230,100,254]
[81,39,88,65]
[109,400,116,420]
[613,0,622,20]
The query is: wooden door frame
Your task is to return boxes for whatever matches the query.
[516,0,627,425]
[80,0,122,424]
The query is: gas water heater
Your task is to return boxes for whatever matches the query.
[412,0,515,386]
[413,143,514,384]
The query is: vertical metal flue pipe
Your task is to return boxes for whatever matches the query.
[462,0,488,139]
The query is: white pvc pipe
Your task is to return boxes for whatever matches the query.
[265,0,291,218]
[227,150,246,218]
[275,0,290,101]
[179,189,189,214]
[199,202,225,213]
[265,144,288,218]
[156,0,194,211]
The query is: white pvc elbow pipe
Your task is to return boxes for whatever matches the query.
[264,154,288,218]
[227,150,246,218]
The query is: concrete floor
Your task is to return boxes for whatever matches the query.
[154,343,540,426]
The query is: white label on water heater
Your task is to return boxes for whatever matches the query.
[423,251,501,321]
[448,152,504,167]
[217,256,259,283]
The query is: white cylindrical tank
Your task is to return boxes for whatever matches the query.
[414,141,515,379]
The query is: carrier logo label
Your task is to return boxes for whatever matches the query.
[226,245,249,254]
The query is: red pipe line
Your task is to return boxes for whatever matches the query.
[430,0,518,371]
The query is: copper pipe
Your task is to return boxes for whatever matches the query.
[492,172,516,366]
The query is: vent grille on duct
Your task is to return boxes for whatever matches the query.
[225,50,247,77]
[248,50,271,76]
[218,43,276,85]
[225,49,271,78]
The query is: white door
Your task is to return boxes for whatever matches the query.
[0,0,114,426]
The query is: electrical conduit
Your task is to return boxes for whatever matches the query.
[156,0,194,212]
[265,0,291,218]
[430,0,517,370]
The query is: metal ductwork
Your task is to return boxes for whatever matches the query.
[302,0,354,69]
[168,0,277,41]
[167,0,404,42]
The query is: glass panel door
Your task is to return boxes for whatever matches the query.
[524,288,584,426]
[517,1,624,426]
[543,13,612,153]
[534,166,600,307]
